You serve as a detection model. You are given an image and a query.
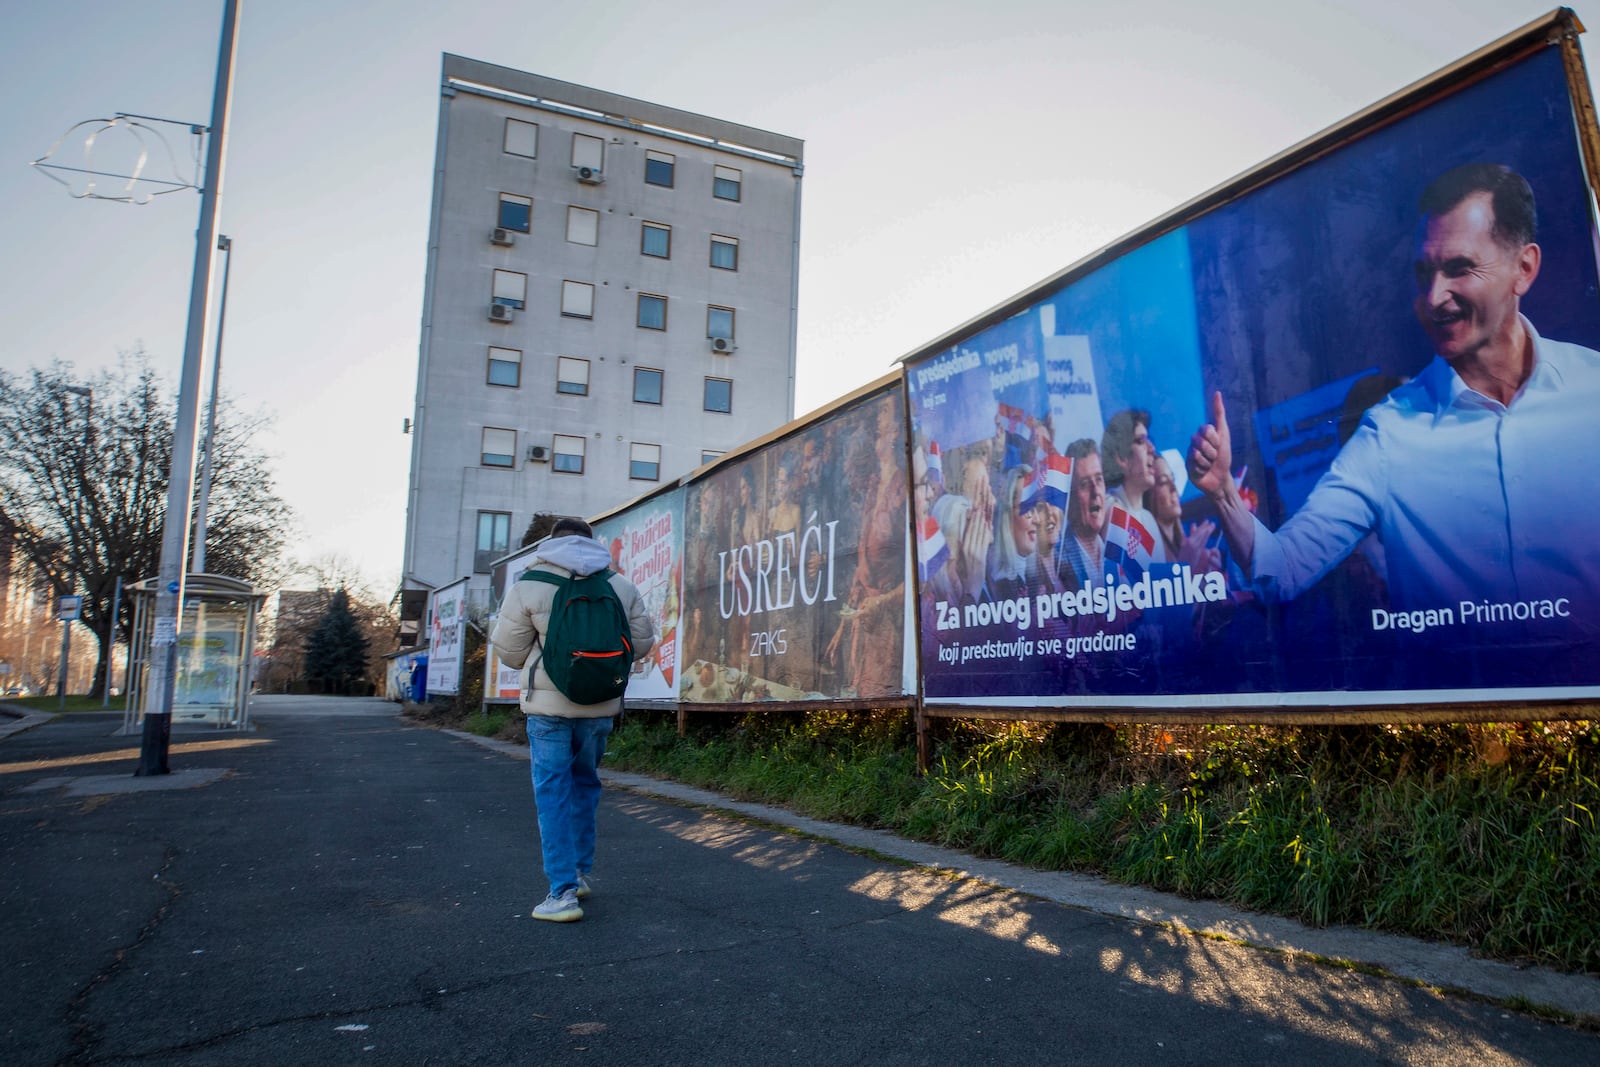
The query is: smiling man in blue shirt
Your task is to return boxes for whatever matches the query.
[1187,163,1600,615]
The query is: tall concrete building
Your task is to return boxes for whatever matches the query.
[403,56,804,599]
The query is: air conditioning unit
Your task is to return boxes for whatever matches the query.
[526,445,549,462]
[489,303,515,323]
[575,165,604,185]
[710,336,737,354]
[490,227,515,246]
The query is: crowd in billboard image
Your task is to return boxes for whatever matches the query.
[593,490,685,701]
[679,388,912,703]
[909,45,1600,703]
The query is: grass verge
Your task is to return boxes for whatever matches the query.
[602,712,1600,975]
[1,695,121,714]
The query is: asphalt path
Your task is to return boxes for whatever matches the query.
[2,695,1596,1065]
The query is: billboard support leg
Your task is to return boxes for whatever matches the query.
[914,699,929,775]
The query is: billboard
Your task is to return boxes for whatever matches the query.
[679,385,914,703]
[426,577,468,697]
[593,489,685,701]
[484,545,541,703]
[906,42,1600,707]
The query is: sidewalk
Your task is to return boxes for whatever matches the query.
[0,701,57,740]
[2,696,1596,1065]
[454,729,1600,1023]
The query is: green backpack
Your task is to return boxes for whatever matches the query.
[523,568,634,704]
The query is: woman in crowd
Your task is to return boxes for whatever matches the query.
[1144,453,1220,573]
[987,466,1066,602]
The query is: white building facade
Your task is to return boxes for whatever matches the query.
[403,56,804,596]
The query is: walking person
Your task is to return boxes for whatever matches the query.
[490,517,656,922]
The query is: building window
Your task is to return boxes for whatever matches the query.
[498,193,531,232]
[713,165,741,201]
[504,118,538,158]
[633,367,663,404]
[710,234,738,271]
[637,293,667,330]
[704,377,732,414]
[571,133,604,172]
[644,149,675,188]
[481,427,516,468]
[707,305,735,340]
[701,450,725,465]
[641,221,670,259]
[487,346,521,388]
[566,206,598,246]
[561,280,594,319]
[556,356,590,396]
[630,442,661,481]
[475,511,511,573]
[492,270,526,310]
[553,433,585,474]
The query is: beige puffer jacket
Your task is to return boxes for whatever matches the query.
[488,536,657,718]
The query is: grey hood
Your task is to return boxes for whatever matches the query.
[533,535,612,577]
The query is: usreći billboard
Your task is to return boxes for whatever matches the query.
[907,43,1600,706]
[679,386,913,703]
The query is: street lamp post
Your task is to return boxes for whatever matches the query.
[193,233,232,575]
[60,385,92,708]
[55,602,72,708]
[102,575,122,708]
[136,0,240,777]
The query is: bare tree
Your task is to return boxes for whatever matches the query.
[0,350,294,697]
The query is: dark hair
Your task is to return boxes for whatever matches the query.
[1063,437,1100,462]
[551,516,593,538]
[1419,163,1537,248]
[1099,409,1150,487]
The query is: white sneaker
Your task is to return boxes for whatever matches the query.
[576,874,593,900]
[531,889,583,922]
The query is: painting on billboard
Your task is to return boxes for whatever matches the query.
[680,386,912,703]
[593,490,684,701]
[908,44,1600,705]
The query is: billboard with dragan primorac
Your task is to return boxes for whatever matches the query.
[906,44,1600,707]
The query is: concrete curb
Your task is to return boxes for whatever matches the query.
[0,704,56,740]
[441,726,1600,1022]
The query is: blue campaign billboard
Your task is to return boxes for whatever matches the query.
[907,41,1600,707]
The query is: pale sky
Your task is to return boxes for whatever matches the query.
[0,0,1573,594]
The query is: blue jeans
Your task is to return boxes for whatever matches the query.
[527,714,613,896]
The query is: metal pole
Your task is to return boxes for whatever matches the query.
[102,575,122,708]
[137,0,240,777]
[193,233,232,575]
[57,385,94,706]
[57,613,71,709]
[124,589,146,734]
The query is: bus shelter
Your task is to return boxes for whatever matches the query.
[125,574,265,732]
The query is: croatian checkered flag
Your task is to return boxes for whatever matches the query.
[1039,453,1072,510]
[1031,421,1056,465]
[997,402,1033,469]
[1019,453,1073,514]
[997,402,1030,437]
[917,516,951,583]
[926,440,944,490]
[1105,503,1155,578]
